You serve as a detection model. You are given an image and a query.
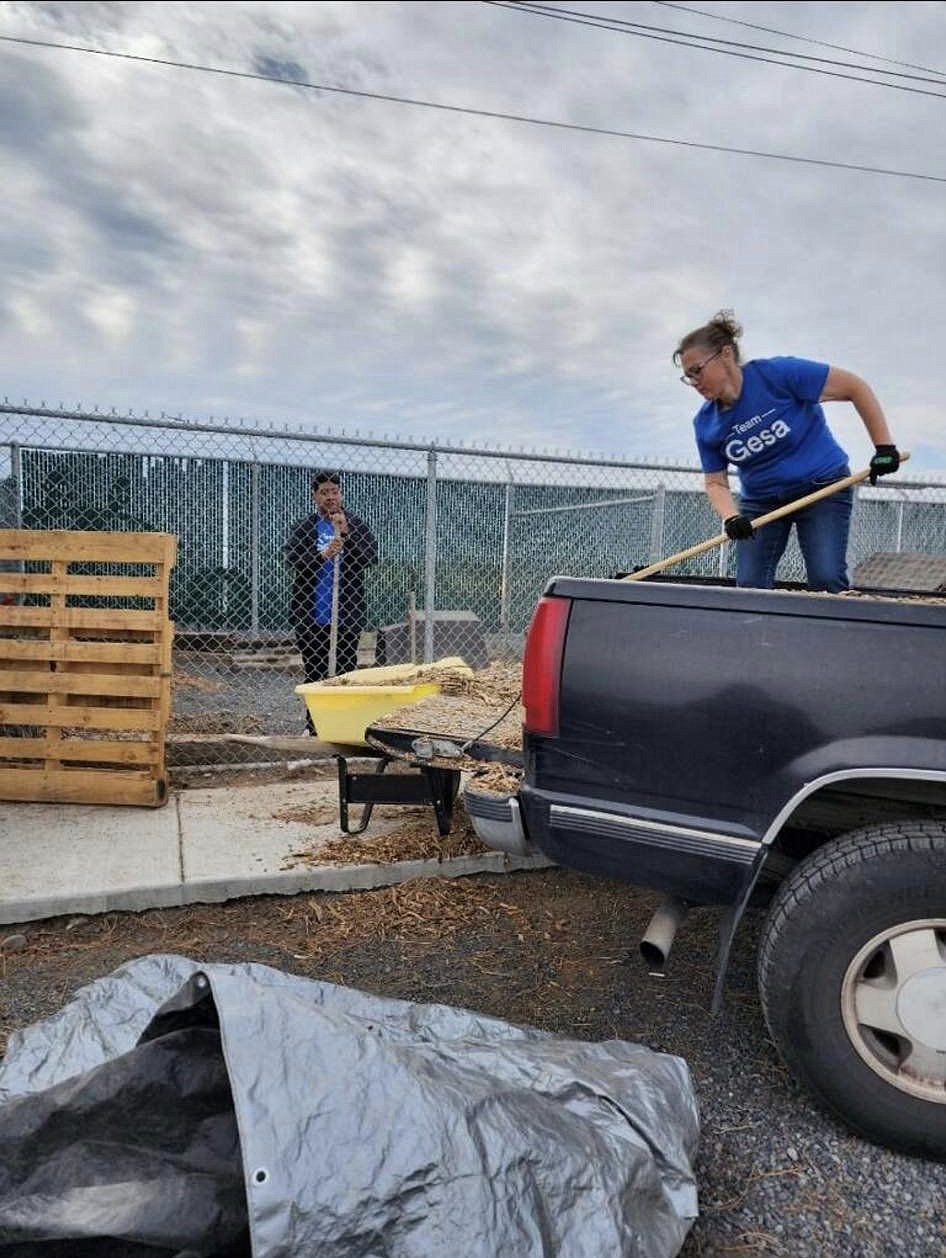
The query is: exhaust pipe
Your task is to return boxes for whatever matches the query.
[640,897,690,972]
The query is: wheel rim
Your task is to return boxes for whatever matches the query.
[841,919,946,1104]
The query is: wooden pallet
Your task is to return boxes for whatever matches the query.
[0,530,177,807]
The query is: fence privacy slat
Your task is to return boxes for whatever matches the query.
[0,529,176,807]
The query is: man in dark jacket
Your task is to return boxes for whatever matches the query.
[284,471,378,726]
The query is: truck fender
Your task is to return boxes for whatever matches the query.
[712,763,946,1013]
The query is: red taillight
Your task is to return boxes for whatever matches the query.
[522,596,570,737]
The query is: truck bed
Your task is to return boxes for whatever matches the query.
[519,577,946,904]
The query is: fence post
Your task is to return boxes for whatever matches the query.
[250,460,260,634]
[500,477,514,653]
[649,484,666,563]
[423,448,438,664]
[9,443,22,527]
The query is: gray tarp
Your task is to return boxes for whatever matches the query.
[0,954,699,1257]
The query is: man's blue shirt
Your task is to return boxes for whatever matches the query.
[694,356,848,498]
[313,517,338,624]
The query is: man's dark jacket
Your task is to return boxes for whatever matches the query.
[284,511,378,631]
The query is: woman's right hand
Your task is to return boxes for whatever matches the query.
[724,514,755,541]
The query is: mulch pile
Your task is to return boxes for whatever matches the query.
[365,662,525,793]
[275,804,492,869]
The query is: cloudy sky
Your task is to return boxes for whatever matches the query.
[1,1,944,473]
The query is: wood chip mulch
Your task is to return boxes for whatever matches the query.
[317,661,519,698]
[279,876,542,955]
[172,671,224,693]
[840,588,946,604]
[0,876,555,1029]
[466,764,524,795]
[169,712,265,735]
[365,661,523,771]
[278,805,491,869]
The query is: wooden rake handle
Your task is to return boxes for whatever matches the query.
[623,452,910,582]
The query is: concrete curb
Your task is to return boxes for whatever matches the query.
[2,884,187,924]
[0,851,556,926]
[179,850,557,907]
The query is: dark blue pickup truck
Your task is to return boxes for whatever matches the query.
[468,576,946,1159]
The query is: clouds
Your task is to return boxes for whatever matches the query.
[0,0,944,471]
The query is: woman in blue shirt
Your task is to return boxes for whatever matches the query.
[674,311,900,592]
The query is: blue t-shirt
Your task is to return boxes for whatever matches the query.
[313,517,339,625]
[693,356,848,498]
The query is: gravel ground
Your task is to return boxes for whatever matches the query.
[171,658,306,737]
[2,848,944,1257]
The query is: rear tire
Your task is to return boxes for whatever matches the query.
[758,820,946,1159]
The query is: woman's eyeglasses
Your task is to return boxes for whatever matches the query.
[680,347,723,385]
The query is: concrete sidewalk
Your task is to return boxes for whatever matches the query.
[0,774,551,928]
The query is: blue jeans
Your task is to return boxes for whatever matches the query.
[735,468,853,593]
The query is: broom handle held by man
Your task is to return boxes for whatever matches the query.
[327,511,346,676]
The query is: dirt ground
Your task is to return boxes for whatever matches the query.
[2,790,945,1257]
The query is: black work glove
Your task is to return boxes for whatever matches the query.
[869,444,900,485]
[724,514,755,541]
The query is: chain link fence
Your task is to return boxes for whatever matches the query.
[1,402,943,764]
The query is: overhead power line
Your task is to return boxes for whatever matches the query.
[1,32,944,184]
[652,1,946,80]
[487,2,946,99]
